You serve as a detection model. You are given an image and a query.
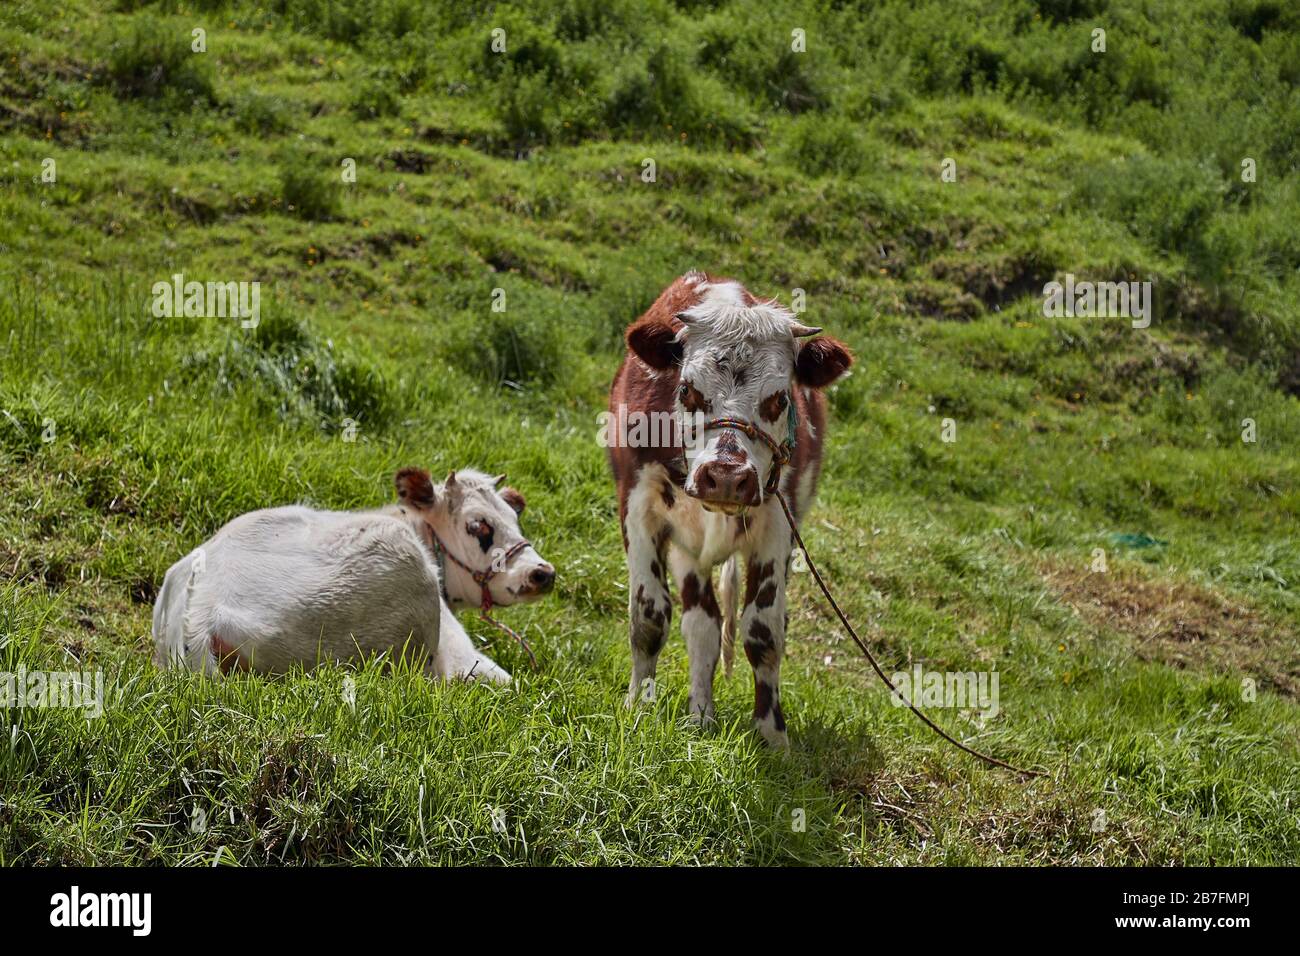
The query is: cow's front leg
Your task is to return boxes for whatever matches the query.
[625,523,671,708]
[429,601,511,684]
[668,546,720,726]
[742,533,792,748]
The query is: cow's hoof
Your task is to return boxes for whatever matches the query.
[687,700,717,730]
[754,721,790,749]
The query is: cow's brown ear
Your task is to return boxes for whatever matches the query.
[395,467,436,508]
[794,336,853,388]
[500,487,526,516]
[627,317,684,370]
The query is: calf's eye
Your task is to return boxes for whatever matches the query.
[677,380,710,413]
[466,519,495,553]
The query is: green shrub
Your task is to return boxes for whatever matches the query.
[103,16,216,102]
[778,115,874,178]
[231,91,292,134]
[496,66,561,146]
[1031,0,1109,23]
[697,13,831,113]
[350,78,403,120]
[1226,0,1290,41]
[443,300,574,387]
[279,160,342,221]
[603,40,759,146]
[1075,156,1224,258]
[183,312,392,430]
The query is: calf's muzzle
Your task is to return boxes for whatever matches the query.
[689,459,761,508]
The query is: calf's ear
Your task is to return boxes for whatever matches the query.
[794,336,853,389]
[627,317,683,370]
[395,467,436,508]
[500,487,526,516]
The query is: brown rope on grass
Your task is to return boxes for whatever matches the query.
[775,490,1046,779]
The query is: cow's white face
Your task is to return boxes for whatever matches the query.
[395,467,555,608]
[672,283,825,512]
[676,306,803,512]
[625,275,855,513]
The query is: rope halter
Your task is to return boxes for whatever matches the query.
[686,399,798,498]
[428,532,538,670]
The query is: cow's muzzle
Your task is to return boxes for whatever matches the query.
[516,563,556,598]
[687,459,761,510]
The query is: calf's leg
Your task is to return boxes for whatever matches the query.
[432,601,511,684]
[742,530,792,748]
[669,546,721,726]
[624,519,671,708]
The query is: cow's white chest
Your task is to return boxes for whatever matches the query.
[631,464,774,572]
[664,491,768,572]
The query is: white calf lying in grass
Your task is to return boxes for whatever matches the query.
[152,468,555,683]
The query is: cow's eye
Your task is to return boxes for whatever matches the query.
[466,519,495,553]
[678,381,709,414]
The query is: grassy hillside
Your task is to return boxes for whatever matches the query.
[0,0,1297,864]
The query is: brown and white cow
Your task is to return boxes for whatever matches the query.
[608,271,852,746]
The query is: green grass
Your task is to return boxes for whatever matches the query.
[0,0,1297,865]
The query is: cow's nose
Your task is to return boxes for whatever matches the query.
[528,565,555,592]
[694,460,760,506]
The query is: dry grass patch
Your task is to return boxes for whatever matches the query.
[1041,559,1299,697]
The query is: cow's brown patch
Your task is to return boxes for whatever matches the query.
[660,481,675,509]
[698,580,721,621]
[395,467,435,507]
[770,697,786,731]
[681,571,722,621]
[794,337,854,389]
[679,380,709,414]
[751,681,784,728]
[635,584,668,625]
[681,572,701,611]
[745,559,775,607]
[632,582,670,655]
[745,620,780,669]
[654,525,671,559]
[1040,559,1297,697]
[499,487,526,515]
[759,390,788,424]
[755,582,777,609]
[211,634,248,675]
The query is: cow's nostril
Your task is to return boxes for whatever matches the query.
[529,566,555,591]
[736,470,756,501]
[698,466,718,494]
